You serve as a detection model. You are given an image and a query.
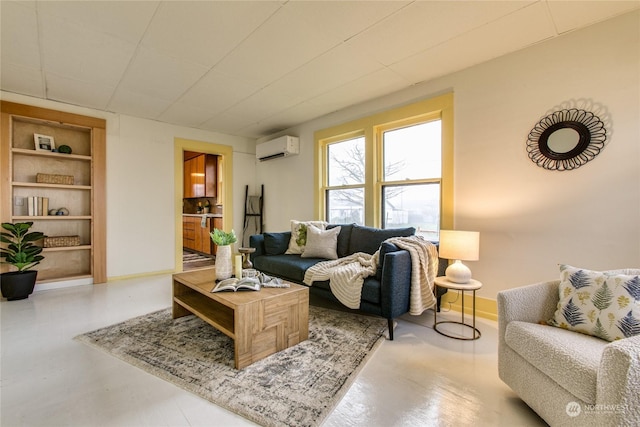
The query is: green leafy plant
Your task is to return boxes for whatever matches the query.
[210,228,237,246]
[0,222,45,272]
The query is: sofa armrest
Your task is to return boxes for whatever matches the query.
[596,334,640,424]
[497,281,560,350]
[379,250,412,318]
[498,281,559,325]
[249,234,266,259]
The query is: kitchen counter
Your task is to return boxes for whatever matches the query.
[182,213,223,217]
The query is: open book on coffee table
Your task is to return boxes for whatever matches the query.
[211,277,261,293]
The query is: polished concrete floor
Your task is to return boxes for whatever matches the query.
[1,274,546,426]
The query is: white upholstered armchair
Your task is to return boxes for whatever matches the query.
[498,269,640,426]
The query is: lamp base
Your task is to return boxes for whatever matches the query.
[445,260,472,284]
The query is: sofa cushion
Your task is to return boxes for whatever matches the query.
[326,223,354,258]
[252,254,324,283]
[302,225,340,259]
[348,225,415,255]
[548,264,640,341]
[505,320,607,404]
[263,232,291,255]
[285,220,328,254]
[312,277,381,305]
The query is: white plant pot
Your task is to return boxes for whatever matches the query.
[215,245,233,281]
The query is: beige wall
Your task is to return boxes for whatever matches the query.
[257,11,640,301]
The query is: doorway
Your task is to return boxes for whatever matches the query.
[174,138,234,272]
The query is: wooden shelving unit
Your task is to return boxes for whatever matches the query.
[0,101,106,285]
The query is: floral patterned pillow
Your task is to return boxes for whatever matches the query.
[548,264,640,341]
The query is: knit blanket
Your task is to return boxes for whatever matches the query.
[385,236,439,315]
[302,235,438,314]
[303,252,379,309]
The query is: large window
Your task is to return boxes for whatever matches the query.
[326,136,365,224]
[315,93,453,240]
[380,120,442,240]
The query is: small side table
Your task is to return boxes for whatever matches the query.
[433,277,482,340]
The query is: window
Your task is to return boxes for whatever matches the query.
[315,93,453,240]
[326,136,365,224]
[380,120,442,240]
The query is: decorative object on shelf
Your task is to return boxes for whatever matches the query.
[57,144,72,154]
[0,222,45,300]
[210,229,237,281]
[44,235,80,248]
[238,247,256,269]
[438,230,480,284]
[33,133,55,152]
[36,173,74,185]
[56,207,69,216]
[526,108,607,171]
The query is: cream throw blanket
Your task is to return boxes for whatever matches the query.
[303,235,438,314]
[303,252,379,309]
[385,236,439,315]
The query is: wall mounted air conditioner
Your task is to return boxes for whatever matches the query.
[256,135,299,161]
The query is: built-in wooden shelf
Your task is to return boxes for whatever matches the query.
[1,101,106,285]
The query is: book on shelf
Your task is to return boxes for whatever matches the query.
[27,196,49,216]
[211,277,261,293]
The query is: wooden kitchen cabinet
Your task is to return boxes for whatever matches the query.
[184,154,217,198]
[183,216,219,255]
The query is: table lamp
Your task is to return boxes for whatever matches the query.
[438,230,480,284]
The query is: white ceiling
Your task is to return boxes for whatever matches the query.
[1,1,638,139]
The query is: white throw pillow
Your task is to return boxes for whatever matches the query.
[285,220,327,254]
[548,264,640,341]
[301,225,341,259]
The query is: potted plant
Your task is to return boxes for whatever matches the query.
[0,222,45,300]
[210,228,237,281]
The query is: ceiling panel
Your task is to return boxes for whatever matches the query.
[390,2,556,84]
[45,73,114,110]
[37,0,159,44]
[547,0,640,33]
[213,5,339,88]
[264,40,386,101]
[0,63,44,98]
[0,1,41,69]
[115,46,208,103]
[178,70,261,113]
[348,0,537,67]
[141,1,281,68]
[107,88,172,119]
[39,13,137,88]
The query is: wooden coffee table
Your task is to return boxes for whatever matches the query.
[172,268,309,369]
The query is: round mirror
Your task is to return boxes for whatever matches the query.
[526,109,607,171]
[547,128,580,153]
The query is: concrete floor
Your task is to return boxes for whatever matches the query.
[1,274,546,426]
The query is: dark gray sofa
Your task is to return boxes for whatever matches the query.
[249,224,447,339]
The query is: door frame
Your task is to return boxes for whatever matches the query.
[174,137,233,272]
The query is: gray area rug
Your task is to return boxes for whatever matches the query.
[75,305,387,427]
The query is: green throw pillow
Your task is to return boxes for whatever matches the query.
[548,264,640,341]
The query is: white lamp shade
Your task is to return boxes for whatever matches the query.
[438,230,480,261]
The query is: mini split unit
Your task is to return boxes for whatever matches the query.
[256,135,299,161]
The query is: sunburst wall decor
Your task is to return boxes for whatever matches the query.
[526,108,607,171]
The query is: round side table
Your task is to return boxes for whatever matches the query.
[433,277,482,340]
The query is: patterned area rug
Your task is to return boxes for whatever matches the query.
[75,305,387,427]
